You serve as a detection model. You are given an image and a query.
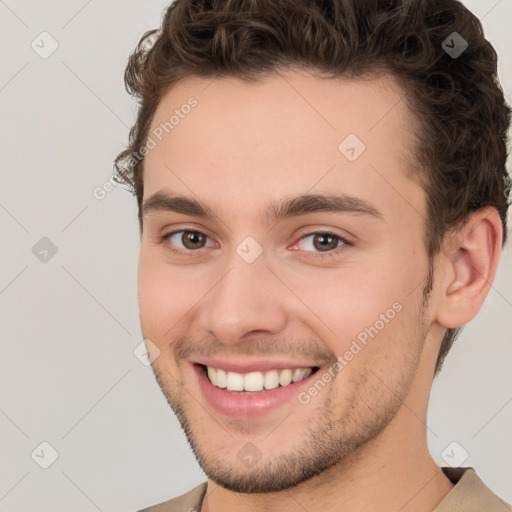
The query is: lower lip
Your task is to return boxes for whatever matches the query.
[193,364,318,417]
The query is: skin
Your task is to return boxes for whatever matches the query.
[137,69,502,512]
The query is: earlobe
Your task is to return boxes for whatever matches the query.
[436,207,502,329]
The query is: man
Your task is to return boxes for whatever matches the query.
[114,0,511,510]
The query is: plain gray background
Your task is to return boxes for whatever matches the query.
[0,1,511,510]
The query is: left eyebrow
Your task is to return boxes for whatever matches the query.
[265,192,384,224]
[142,190,384,224]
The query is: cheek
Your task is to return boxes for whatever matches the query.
[285,260,406,338]
[137,252,194,340]
[283,251,422,363]
[138,250,226,344]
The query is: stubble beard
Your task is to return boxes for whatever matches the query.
[148,266,434,493]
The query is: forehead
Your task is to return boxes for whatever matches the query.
[142,69,424,224]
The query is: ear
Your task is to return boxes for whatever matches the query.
[435,207,503,329]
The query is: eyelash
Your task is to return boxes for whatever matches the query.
[159,229,351,259]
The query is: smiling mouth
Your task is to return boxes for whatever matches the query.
[197,364,320,393]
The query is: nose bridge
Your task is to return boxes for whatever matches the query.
[197,251,288,344]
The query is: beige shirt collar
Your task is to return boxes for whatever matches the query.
[138,467,511,512]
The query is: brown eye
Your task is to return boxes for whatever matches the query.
[166,230,214,252]
[181,231,206,249]
[297,232,345,253]
[312,233,340,251]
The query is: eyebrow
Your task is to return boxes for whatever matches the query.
[142,190,384,224]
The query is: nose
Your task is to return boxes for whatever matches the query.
[197,256,288,346]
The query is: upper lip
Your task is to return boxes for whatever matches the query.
[192,357,320,374]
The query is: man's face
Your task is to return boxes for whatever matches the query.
[138,70,435,492]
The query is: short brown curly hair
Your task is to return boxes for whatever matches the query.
[114,0,511,375]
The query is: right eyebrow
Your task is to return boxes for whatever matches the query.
[143,191,217,219]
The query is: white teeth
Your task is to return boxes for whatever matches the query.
[226,371,244,391]
[264,370,279,390]
[278,369,293,387]
[244,372,264,392]
[292,368,313,382]
[216,368,227,388]
[207,366,217,386]
[205,366,314,391]
[292,368,305,382]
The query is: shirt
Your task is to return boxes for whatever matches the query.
[137,467,512,511]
